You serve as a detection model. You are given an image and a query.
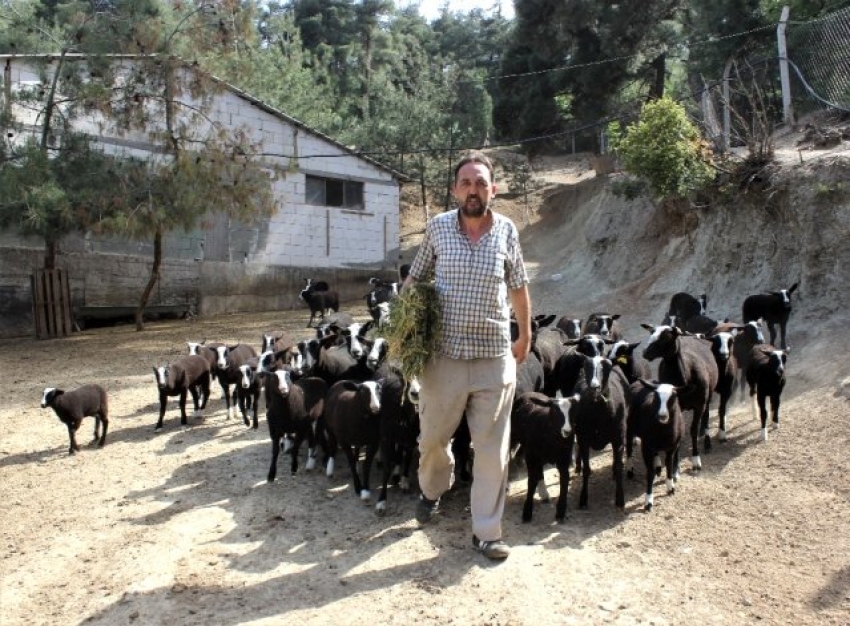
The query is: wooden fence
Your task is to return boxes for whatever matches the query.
[31,269,73,339]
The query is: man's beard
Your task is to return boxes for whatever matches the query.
[459,196,488,218]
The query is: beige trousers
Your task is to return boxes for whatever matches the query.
[418,353,516,542]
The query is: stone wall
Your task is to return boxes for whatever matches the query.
[0,247,398,338]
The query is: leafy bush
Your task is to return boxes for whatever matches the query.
[609,97,714,200]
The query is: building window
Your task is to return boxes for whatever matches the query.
[306,175,364,209]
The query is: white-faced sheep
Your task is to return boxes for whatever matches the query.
[321,379,384,501]
[236,358,262,430]
[742,282,798,349]
[212,343,258,420]
[555,315,583,339]
[40,385,109,455]
[584,313,623,341]
[641,324,719,471]
[152,355,211,431]
[607,340,652,384]
[511,390,580,522]
[745,345,789,441]
[626,379,685,511]
[265,369,328,482]
[703,329,740,443]
[571,354,630,510]
[299,287,340,328]
[733,321,765,401]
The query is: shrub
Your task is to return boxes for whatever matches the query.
[609,97,714,201]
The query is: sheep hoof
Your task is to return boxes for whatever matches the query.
[717,429,727,442]
[644,503,653,512]
[375,502,387,516]
[691,456,702,471]
[400,477,411,492]
[360,489,371,502]
[305,457,317,471]
[761,429,768,442]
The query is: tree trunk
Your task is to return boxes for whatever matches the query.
[136,226,162,331]
[420,171,429,222]
[650,53,666,100]
[44,239,58,270]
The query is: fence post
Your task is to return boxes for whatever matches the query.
[777,5,794,126]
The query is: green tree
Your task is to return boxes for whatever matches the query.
[95,1,277,330]
[610,96,714,200]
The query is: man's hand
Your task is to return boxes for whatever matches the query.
[512,334,531,364]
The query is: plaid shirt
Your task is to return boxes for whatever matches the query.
[409,208,528,359]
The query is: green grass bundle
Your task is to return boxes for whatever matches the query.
[385,281,442,382]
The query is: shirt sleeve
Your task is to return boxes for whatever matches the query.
[505,222,529,290]
[408,219,436,281]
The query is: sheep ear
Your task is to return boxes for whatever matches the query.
[611,314,621,321]
[788,282,799,294]
[640,323,655,332]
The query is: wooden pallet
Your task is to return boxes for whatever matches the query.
[31,269,73,339]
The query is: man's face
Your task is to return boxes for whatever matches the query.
[453,162,496,219]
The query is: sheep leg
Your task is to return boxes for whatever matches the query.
[771,390,782,430]
[666,444,680,495]
[189,385,201,418]
[237,389,250,427]
[767,321,777,347]
[701,404,712,453]
[555,451,572,522]
[360,443,379,502]
[96,410,108,447]
[268,436,281,482]
[642,444,656,511]
[198,374,211,410]
[340,446,362,496]
[288,435,303,475]
[251,388,259,430]
[523,458,544,522]
[689,407,703,471]
[179,388,190,426]
[155,391,167,431]
[66,421,81,455]
[376,440,394,516]
[717,390,729,442]
[578,443,591,509]
[758,389,769,442]
[612,441,625,509]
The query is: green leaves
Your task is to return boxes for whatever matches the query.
[611,96,714,200]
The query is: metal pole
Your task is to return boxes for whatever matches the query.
[777,6,794,126]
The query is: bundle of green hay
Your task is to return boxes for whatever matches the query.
[384,281,442,382]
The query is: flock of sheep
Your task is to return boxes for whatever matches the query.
[39,277,797,522]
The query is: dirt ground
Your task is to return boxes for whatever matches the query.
[4,125,850,625]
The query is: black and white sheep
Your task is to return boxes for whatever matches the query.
[510,390,580,522]
[152,355,211,431]
[641,324,719,471]
[373,366,421,516]
[704,329,740,442]
[584,313,623,341]
[626,379,685,511]
[265,369,328,481]
[321,379,384,501]
[665,292,707,328]
[237,358,262,429]
[745,345,789,441]
[742,282,798,349]
[733,321,766,401]
[571,354,630,510]
[40,385,109,455]
[555,315,583,339]
[607,340,652,384]
[212,343,258,420]
[299,287,340,328]
[303,277,330,292]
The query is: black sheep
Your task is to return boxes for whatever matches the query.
[745,345,789,441]
[265,369,328,482]
[299,287,340,327]
[742,282,798,349]
[152,355,211,431]
[626,379,685,512]
[641,324,719,471]
[40,385,109,455]
[511,391,580,522]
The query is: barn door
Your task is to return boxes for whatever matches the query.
[31,269,73,339]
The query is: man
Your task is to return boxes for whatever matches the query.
[403,150,531,561]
